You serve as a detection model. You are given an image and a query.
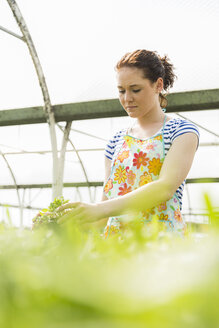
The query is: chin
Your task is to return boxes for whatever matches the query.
[127,113,138,118]
[126,110,138,118]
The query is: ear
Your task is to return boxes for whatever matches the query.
[156,78,164,93]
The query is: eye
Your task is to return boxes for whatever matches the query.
[118,90,125,94]
[132,89,141,93]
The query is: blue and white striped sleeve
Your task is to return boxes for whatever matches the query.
[170,119,200,148]
[104,130,125,160]
[104,137,115,161]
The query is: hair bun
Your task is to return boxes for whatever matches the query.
[159,54,177,91]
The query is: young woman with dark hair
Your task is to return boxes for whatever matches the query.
[58,50,199,238]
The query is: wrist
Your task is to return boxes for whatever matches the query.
[95,201,111,220]
[96,196,128,220]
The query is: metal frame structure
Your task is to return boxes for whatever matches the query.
[0,178,218,190]
[1,0,74,202]
[0,1,218,227]
[0,88,219,126]
[0,92,218,225]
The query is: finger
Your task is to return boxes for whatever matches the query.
[57,211,74,224]
[39,211,53,216]
[58,212,86,225]
[57,206,83,224]
[57,202,80,212]
[74,212,96,225]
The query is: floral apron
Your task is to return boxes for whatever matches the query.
[103,116,186,238]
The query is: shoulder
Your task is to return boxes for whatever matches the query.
[110,128,126,141]
[107,128,126,147]
[164,116,199,139]
[104,128,126,160]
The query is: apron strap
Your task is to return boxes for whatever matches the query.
[162,115,167,133]
[161,115,167,157]
[126,114,167,136]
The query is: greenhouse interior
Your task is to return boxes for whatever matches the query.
[0,0,219,327]
[0,0,218,229]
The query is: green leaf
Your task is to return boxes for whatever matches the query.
[41,208,49,212]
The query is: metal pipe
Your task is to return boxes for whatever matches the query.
[6,0,59,200]
[57,124,93,202]
[0,24,24,41]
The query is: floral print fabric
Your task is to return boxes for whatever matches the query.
[103,120,186,238]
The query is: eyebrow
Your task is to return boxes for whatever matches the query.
[117,84,141,88]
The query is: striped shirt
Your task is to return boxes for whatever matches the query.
[104,117,200,210]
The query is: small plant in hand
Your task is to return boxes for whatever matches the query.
[32,196,69,229]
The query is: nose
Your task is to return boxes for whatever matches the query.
[124,91,134,103]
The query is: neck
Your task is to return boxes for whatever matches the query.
[136,105,166,130]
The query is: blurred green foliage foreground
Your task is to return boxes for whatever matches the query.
[0,195,219,328]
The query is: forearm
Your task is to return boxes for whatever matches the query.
[96,179,173,219]
[85,193,109,229]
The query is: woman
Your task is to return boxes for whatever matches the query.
[58,50,199,237]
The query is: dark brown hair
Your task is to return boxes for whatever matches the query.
[115,49,177,108]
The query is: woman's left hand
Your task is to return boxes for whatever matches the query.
[56,202,103,225]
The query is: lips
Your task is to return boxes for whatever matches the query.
[126,106,137,110]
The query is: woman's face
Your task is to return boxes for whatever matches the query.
[116,66,163,119]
